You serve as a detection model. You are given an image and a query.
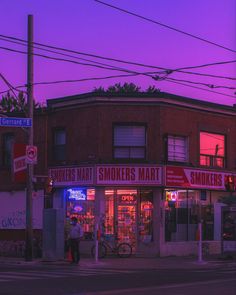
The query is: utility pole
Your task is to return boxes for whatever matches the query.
[25,14,34,261]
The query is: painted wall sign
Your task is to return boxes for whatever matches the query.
[96,165,162,186]
[0,190,43,229]
[49,166,94,186]
[13,143,27,183]
[166,166,236,190]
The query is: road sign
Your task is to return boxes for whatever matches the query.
[0,117,32,127]
[26,145,37,164]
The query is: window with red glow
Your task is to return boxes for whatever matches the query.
[105,190,114,235]
[200,132,225,168]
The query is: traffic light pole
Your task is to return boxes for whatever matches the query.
[25,14,34,261]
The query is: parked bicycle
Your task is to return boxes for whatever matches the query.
[91,237,132,258]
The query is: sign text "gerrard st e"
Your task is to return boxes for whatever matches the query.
[0,117,32,127]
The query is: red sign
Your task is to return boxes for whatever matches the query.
[49,166,94,186]
[118,195,137,204]
[96,165,162,186]
[166,166,236,190]
[13,143,27,183]
[26,145,37,164]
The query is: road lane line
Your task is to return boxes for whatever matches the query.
[80,278,236,295]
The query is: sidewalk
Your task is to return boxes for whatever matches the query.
[0,255,235,270]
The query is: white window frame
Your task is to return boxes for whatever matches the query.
[167,135,188,162]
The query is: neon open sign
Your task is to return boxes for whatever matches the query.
[67,188,87,201]
[118,195,137,204]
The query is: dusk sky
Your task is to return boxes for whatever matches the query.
[0,0,235,105]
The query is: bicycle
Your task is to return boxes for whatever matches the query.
[91,238,132,258]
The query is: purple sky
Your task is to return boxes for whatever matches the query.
[0,0,235,105]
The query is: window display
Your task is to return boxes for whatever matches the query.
[105,190,115,236]
[165,190,214,242]
[139,190,153,243]
[117,190,137,248]
[66,188,95,240]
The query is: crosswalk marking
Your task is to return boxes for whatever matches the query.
[0,267,137,283]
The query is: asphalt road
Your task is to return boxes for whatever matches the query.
[0,262,235,295]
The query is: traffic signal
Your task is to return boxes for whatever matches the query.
[224,175,235,192]
[45,177,54,194]
[44,177,54,209]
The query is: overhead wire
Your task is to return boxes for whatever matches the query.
[163,78,236,99]
[0,36,235,99]
[0,73,19,99]
[1,70,235,101]
[0,43,234,92]
[0,33,235,80]
[94,0,236,53]
[0,36,140,74]
[157,76,236,90]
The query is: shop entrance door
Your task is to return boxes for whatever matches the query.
[116,190,137,250]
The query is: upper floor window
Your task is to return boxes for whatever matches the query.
[167,135,188,162]
[2,133,14,168]
[113,125,146,159]
[53,128,66,163]
[200,131,225,168]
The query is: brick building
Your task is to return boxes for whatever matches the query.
[1,92,236,258]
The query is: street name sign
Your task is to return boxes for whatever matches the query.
[0,117,32,127]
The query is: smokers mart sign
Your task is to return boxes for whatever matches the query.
[96,165,162,186]
[166,166,236,190]
[48,165,163,187]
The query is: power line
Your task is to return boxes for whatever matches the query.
[163,78,236,99]
[0,73,19,99]
[0,45,152,77]
[1,71,235,101]
[0,36,138,75]
[158,76,236,90]
[1,41,235,93]
[94,0,236,53]
[0,40,235,99]
[0,34,235,80]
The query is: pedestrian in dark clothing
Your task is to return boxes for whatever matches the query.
[68,217,83,264]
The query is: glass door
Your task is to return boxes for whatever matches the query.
[116,190,137,250]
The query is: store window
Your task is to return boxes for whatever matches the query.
[113,125,146,159]
[105,190,115,236]
[165,190,214,242]
[139,190,153,243]
[53,128,66,163]
[117,189,137,246]
[2,133,14,168]
[200,131,225,168]
[167,135,188,162]
[66,188,94,240]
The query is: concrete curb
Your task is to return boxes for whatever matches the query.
[0,256,235,269]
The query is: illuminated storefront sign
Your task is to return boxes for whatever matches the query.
[118,194,137,204]
[49,166,94,186]
[66,188,87,201]
[96,165,162,185]
[166,166,236,190]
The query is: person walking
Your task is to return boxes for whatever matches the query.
[68,217,84,264]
